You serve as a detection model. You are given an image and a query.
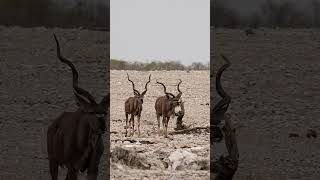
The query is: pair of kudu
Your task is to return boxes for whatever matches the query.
[124,74,183,138]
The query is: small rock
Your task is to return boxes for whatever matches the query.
[306,129,317,138]
[123,144,138,148]
[113,163,124,170]
[167,149,207,170]
[135,141,141,145]
[111,147,151,170]
[190,146,204,152]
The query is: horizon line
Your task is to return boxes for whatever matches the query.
[110,58,209,66]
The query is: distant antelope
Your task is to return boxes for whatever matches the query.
[125,73,151,137]
[245,29,255,36]
[47,34,109,180]
[212,54,231,142]
[155,80,183,138]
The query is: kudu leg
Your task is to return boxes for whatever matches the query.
[157,114,161,136]
[66,167,77,180]
[87,138,103,180]
[49,160,58,180]
[137,115,141,137]
[165,117,170,138]
[162,116,167,138]
[125,113,128,137]
[130,114,135,136]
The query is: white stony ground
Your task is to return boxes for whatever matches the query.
[110,70,210,180]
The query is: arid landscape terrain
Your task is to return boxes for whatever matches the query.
[0,26,109,179]
[212,29,320,180]
[1,26,319,180]
[110,70,210,179]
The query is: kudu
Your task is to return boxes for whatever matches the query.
[155,80,183,138]
[212,54,231,142]
[124,73,151,137]
[47,34,109,180]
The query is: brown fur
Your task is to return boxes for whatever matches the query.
[211,54,231,142]
[47,34,109,180]
[155,80,182,138]
[125,73,151,137]
[47,111,105,180]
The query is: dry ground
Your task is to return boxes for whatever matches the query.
[212,29,320,180]
[2,26,319,180]
[110,70,210,180]
[0,26,109,179]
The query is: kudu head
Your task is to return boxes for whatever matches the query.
[54,34,109,132]
[156,80,183,108]
[213,54,231,125]
[127,73,151,103]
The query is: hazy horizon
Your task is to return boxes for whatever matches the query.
[111,0,210,66]
[111,58,209,66]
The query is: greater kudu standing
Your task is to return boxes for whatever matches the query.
[124,73,151,137]
[47,34,109,180]
[155,80,183,138]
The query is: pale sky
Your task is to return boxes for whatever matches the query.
[111,0,210,65]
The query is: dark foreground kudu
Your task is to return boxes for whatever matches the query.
[212,54,231,142]
[124,73,151,137]
[155,80,183,138]
[212,55,239,180]
[47,34,109,180]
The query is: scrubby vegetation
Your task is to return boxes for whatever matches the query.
[0,0,109,30]
[211,0,320,28]
[110,59,209,71]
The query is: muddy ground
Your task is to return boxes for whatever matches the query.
[110,70,210,179]
[0,26,109,179]
[212,29,320,180]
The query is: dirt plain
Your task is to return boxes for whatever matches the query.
[0,26,109,180]
[110,70,210,180]
[212,29,320,180]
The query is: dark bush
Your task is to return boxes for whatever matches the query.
[212,0,319,28]
[110,59,209,71]
[0,0,109,30]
